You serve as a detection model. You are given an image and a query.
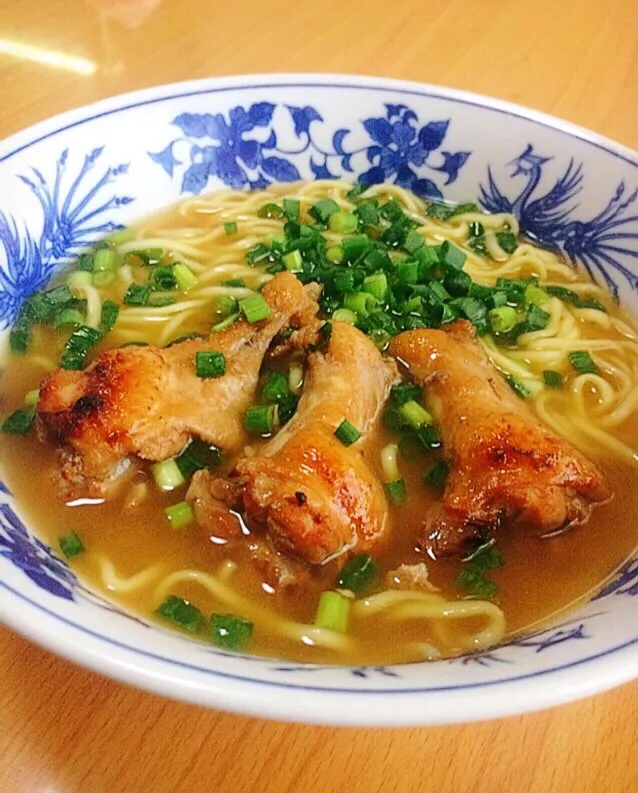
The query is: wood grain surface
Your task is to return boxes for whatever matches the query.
[1,0,637,790]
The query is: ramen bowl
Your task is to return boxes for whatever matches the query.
[1,74,638,726]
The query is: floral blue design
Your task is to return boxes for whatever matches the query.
[272,664,399,679]
[0,148,132,327]
[479,145,638,299]
[149,102,470,199]
[0,501,77,600]
[593,560,638,598]
[451,614,603,668]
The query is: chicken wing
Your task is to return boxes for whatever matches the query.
[189,321,399,565]
[390,321,609,556]
[37,272,318,497]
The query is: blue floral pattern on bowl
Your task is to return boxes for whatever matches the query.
[1,79,638,719]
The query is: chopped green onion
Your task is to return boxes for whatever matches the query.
[108,228,135,246]
[239,294,272,323]
[176,440,222,478]
[100,300,119,333]
[195,350,226,378]
[156,595,203,633]
[260,372,290,404]
[423,460,449,490]
[310,198,340,224]
[336,554,378,597]
[355,201,379,225]
[326,244,344,264]
[525,284,548,307]
[505,374,530,398]
[495,231,518,254]
[283,198,300,220]
[246,243,272,265]
[151,458,186,491]
[399,400,433,429]
[59,325,102,371]
[391,383,422,405]
[288,362,304,394]
[75,252,95,272]
[243,404,278,435]
[332,308,357,325]
[67,271,93,288]
[53,308,84,330]
[93,247,116,272]
[123,283,150,306]
[165,501,195,529]
[416,424,442,450]
[469,221,484,237]
[362,272,388,301]
[222,278,245,288]
[149,265,177,291]
[545,285,606,312]
[525,305,551,332]
[444,269,472,297]
[223,221,238,235]
[59,531,85,559]
[569,350,599,375]
[122,249,163,267]
[439,240,466,270]
[341,235,370,262]
[282,249,303,272]
[454,543,504,598]
[385,479,407,504]
[397,260,419,285]
[543,370,563,388]
[215,295,238,318]
[23,389,39,407]
[427,201,477,221]
[380,443,400,482]
[346,184,365,200]
[334,419,361,446]
[314,591,350,632]
[211,312,240,333]
[488,306,518,333]
[342,291,376,318]
[329,211,358,234]
[258,202,284,219]
[2,407,35,435]
[174,263,198,292]
[92,270,116,287]
[209,613,254,650]
[404,229,425,254]
[308,321,333,353]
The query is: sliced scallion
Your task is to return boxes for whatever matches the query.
[156,595,203,633]
[334,419,361,446]
[165,501,195,529]
[243,404,278,435]
[174,263,198,292]
[59,531,85,559]
[209,613,254,650]
[239,294,272,323]
[151,458,186,491]
[314,591,350,632]
[195,350,226,378]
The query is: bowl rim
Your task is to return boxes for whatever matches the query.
[1,73,637,726]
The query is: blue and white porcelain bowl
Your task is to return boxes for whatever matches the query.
[1,74,637,726]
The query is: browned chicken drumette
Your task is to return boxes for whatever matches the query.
[189,321,399,565]
[37,272,318,497]
[390,320,609,556]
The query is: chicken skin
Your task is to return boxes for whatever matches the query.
[189,321,399,565]
[37,272,318,497]
[390,321,609,556]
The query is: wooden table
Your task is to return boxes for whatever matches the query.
[1,0,637,790]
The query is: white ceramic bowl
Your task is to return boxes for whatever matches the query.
[1,74,638,726]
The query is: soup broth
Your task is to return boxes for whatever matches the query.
[2,181,638,665]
